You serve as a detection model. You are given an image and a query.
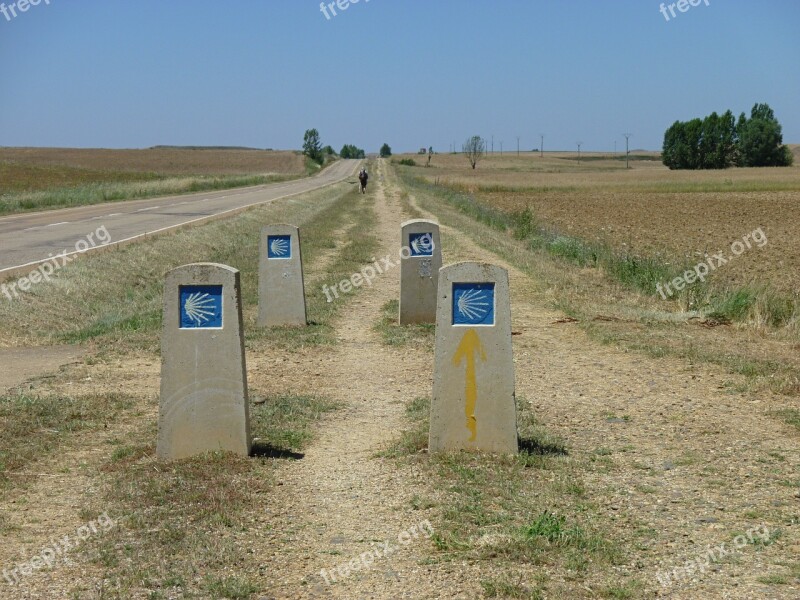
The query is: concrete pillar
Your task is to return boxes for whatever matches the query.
[258,224,307,327]
[399,219,442,324]
[157,263,252,460]
[430,262,517,453]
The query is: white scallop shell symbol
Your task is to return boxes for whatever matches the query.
[456,288,491,321]
[184,292,216,326]
[270,238,289,257]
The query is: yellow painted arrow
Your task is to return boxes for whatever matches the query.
[452,328,487,441]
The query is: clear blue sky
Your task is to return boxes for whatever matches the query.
[1,0,797,153]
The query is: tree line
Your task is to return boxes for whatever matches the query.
[662,103,793,170]
[339,144,366,159]
[302,129,367,163]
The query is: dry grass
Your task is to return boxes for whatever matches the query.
[383,394,639,599]
[404,150,800,192]
[396,162,800,398]
[0,170,376,598]
[399,151,800,294]
[0,177,371,350]
[0,147,305,181]
[86,392,339,599]
[0,147,310,215]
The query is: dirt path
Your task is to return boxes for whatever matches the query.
[259,161,478,598]
[1,160,796,599]
[404,187,800,599]
[0,346,86,393]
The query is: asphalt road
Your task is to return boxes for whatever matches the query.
[0,159,361,275]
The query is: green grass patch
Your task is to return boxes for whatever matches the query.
[708,287,797,327]
[374,299,435,347]
[0,391,135,489]
[250,394,340,452]
[636,180,800,194]
[481,576,545,599]
[601,580,644,598]
[773,409,800,431]
[380,396,431,458]
[383,390,627,595]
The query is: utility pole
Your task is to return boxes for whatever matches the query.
[539,134,544,158]
[623,133,632,169]
[614,140,617,157]
[577,142,582,162]
[516,136,520,156]
[500,141,503,155]
[491,135,494,154]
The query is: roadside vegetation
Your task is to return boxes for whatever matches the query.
[0,166,377,598]
[0,171,374,350]
[0,147,317,215]
[416,178,797,328]
[394,163,800,399]
[80,391,339,599]
[382,392,640,599]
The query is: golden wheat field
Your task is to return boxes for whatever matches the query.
[411,148,800,293]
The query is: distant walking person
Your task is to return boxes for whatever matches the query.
[358,168,369,194]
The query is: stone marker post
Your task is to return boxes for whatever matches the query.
[430,262,517,453]
[399,219,442,324]
[258,224,307,327]
[157,263,252,460]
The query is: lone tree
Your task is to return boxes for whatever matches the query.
[303,128,323,165]
[379,143,392,158]
[462,135,485,169]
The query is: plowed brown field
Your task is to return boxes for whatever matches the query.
[413,151,800,293]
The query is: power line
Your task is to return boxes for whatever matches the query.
[623,133,632,169]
